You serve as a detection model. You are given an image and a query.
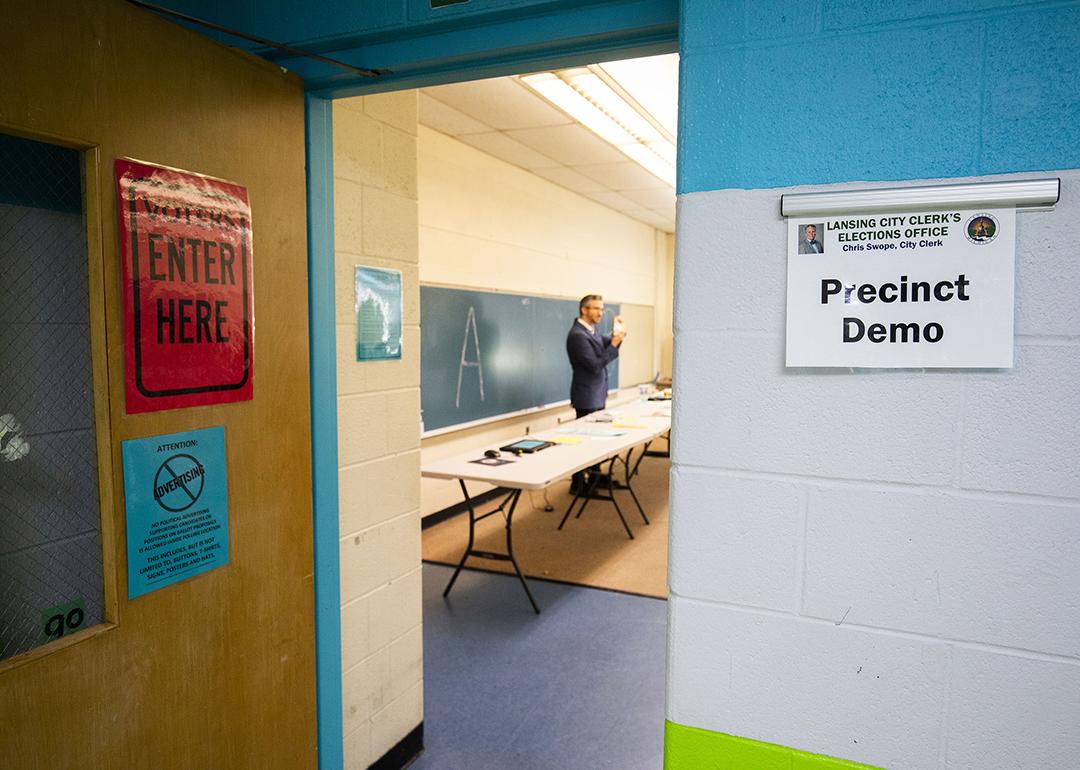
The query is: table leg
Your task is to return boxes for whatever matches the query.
[442,482,540,614]
[558,460,634,540]
[574,466,606,520]
[442,478,477,599]
[605,468,634,539]
[622,446,650,526]
[558,471,596,530]
[644,431,670,458]
[503,490,540,614]
[628,442,650,481]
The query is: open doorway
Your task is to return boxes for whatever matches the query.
[417,57,677,595]
[330,53,678,768]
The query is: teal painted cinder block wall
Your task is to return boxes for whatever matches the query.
[677,0,1080,192]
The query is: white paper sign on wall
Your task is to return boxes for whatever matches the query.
[785,207,1015,368]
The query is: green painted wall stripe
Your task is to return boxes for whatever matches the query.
[664,722,886,770]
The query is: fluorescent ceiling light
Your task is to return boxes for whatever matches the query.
[520,69,676,189]
[648,140,676,166]
[563,70,663,143]
[619,143,676,187]
[597,54,679,139]
[520,73,636,147]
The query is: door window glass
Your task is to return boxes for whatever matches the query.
[0,133,104,661]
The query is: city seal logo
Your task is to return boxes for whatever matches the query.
[965,213,999,245]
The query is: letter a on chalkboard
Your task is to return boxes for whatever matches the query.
[456,306,485,408]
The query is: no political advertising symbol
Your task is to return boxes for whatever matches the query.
[152,453,206,512]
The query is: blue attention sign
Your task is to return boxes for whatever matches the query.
[122,426,229,599]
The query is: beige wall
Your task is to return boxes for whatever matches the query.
[418,125,672,515]
[657,232,676,379]
[619,302,657,386]
[333,93,423,769]
[419,125,661,302]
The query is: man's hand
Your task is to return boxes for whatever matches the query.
[611,315,627,346]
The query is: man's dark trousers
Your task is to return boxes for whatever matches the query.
[570,406,603,493]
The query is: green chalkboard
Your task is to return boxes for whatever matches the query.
[420,286,619,432]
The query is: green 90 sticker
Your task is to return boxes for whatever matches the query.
[40,598,86,642]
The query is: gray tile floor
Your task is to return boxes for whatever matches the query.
[411,563,667,770]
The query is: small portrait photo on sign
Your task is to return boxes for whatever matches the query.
[798,223,825,254]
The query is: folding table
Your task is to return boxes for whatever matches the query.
[420,400,672,613]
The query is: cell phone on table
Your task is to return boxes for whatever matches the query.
[499,439,553,454]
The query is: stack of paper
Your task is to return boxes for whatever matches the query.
[557,426,625,438]
[547,435,585,445]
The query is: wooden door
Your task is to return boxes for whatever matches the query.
[0,2,318,767]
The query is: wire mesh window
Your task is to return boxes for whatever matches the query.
[0,132,104,662]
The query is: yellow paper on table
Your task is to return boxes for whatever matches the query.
[613,422,646,429]
[547,435,585,445]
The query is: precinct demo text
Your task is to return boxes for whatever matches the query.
[819,274,970,344]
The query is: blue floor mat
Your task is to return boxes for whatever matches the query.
[411,563,667,770]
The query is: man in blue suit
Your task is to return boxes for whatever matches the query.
[566,294,625,492]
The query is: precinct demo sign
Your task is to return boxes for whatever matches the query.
[116,159,254,413]
[122,426,229,599]
[786,207,1015,368]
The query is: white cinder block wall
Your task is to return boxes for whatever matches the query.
[668,172,1080,769]
[418,125,673,515]
[333,92,424,769]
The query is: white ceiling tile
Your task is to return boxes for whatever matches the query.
[624,208,675,231]
[456,132,561,170]
[650,207,677,232]
[618,187,676,209]
[655,198,677,220]
[423,77,572,131]
[583,190,641,212]
[529,166,608,194]
[504,124,626,166]
[419,92,491,136]
[573,161,670,191]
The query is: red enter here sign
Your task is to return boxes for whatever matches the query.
[117,158,254,413]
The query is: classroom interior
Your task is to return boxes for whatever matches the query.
[332,59,678,765]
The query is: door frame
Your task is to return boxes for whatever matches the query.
[304,6,679,766]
